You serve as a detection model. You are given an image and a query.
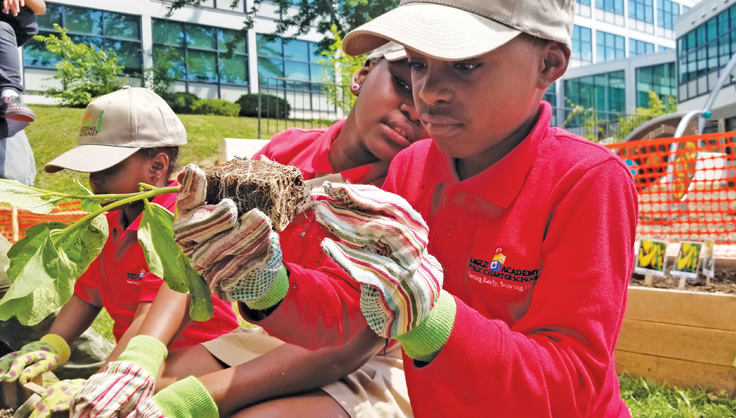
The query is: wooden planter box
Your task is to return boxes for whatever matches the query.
[615,287,736,396]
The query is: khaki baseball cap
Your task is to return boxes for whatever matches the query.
[45,86,186,173]
[364,41,407,65]
[343,0,575,61]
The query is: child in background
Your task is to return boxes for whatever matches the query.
[0,0,45,122]
[0,86,238,416]
[158,0,638,417]
[69,43,426,418]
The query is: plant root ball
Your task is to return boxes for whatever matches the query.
[204,157,306,232]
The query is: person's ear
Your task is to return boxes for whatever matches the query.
[538,41,570,89]
[350,64,372,97]
[149,152,170,183]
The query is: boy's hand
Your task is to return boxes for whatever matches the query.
[173,165,289,307]
[312,182,444,338]
[69,361,155,418]
[69,335,166,418]
[0,335,69,384]
[29,379,86,418]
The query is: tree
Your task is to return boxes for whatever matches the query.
[33,24,125,107]
[142,46,183,97]
[319,25,364,113]
[616,91,677,140]
[166,0,399,51]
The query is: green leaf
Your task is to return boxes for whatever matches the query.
[0,179,59,214]
[7,222,67,282]
[58,214,108,269]
[74,180,102,213]
[138,201,214,321]
[184,256,214,322]
[0,216,108,325]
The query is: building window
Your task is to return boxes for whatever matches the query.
[659,45,672,51]
[596,31,625,62]
[23,3,142,74]
[152,19,249,87]
[636,62,676,107]
[596,0,624,15]
[544,83,558,126]
[676,4,736,102]
[629,0,654,23]
[571,25,593,66]
[576,0,592,17]
[564,71,626,127]
[256,34,333,91]
[175,0,246,12]
[657,0,680,29]
[630,39,655,56]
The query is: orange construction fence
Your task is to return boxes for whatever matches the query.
[0,201,88,244]
[605,131,736,245]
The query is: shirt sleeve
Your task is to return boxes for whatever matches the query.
[410,159,638,415]
[239,259,366,349]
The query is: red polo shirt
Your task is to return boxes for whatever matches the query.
[252,119,389,186]
[251,102,637,417]
[74,181,239,349]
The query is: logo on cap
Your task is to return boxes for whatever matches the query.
[79,110,105,137]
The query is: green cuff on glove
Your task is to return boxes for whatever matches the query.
[118,335,168,377]
[245,264,289,310]
[396,290,457,362]
[153,376,218,418]
[40,334,71,365]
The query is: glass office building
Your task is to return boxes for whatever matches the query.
[675,0,736,131]
[20,1,339,118]
[552,0,699,128]
[569,0,697,69]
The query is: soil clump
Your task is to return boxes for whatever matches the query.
[204,158,306,231]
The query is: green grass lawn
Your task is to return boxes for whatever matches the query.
[23,104,736,417]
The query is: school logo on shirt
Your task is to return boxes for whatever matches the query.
[125,269,145,285]
[468,248,540,286]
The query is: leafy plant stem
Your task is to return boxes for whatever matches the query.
[57,186,180,240]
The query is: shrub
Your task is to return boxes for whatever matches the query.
[191,98,241,117]
[162,92,199,114]
[33,24,125,107]
[236,93,290,119]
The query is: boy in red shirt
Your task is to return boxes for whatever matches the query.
[76,1,637,415]
[0,86,238,416]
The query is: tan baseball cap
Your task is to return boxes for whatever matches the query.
[343,0,575,61]
[364,41,407,64]
[45,86,186,173]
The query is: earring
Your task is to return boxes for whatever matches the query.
[351,83,360,92]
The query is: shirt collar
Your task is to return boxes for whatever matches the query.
[121,179,180,232]
[433,102,551,209]
[301,119,346,175]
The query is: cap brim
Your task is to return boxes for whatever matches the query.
[344,3,521,61]
[44,144,140,173]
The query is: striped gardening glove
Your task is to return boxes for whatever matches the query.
[69,335,167,418]
[0,334,70,384]
[172,165,288,310]
[312,182,456,362]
